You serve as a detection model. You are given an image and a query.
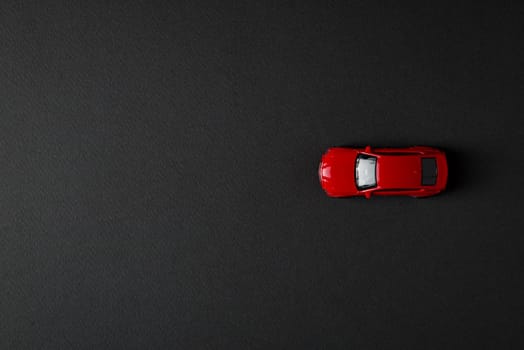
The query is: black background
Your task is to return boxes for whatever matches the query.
[2,2,524,349]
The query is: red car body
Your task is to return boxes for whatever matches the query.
[319,146,448,198]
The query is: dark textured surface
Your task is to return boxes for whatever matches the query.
[2,2,524,349]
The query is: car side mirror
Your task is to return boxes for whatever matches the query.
[364,192,371,199]
[365,145,371,153]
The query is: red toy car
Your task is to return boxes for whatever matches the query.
[319,146,448,198]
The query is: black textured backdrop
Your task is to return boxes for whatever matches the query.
[2,2,524,349]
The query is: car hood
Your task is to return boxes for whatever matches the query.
[319,148,359,197]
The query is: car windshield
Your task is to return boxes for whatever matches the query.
[355,154,377,189]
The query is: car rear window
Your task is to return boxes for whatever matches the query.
[422,158,437,185]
